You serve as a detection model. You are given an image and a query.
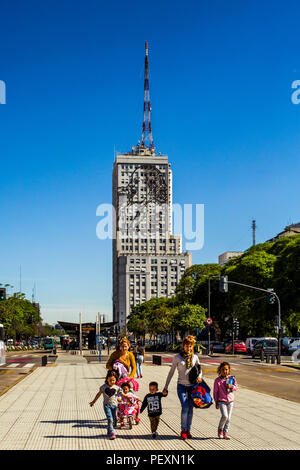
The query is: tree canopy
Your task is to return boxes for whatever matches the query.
[175,235,300,338]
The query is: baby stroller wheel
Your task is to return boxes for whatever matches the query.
[128,416,133,430]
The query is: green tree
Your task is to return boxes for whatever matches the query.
[173,303,207,338]
[0,293,40,342]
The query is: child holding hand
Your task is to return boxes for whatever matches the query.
[213,362,238,440]
[140,381,168,438]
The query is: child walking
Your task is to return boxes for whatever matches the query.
[213,361,238,440]
[89,370,120,440]
[140,381,168,438]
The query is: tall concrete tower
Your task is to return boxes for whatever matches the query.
[112,44,192,331]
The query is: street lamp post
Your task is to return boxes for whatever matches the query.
[208,276,211,354]
[203,274,219,354]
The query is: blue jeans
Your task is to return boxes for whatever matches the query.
[136,355,143,377]
[103,404,116,435]
[177,384,194,432]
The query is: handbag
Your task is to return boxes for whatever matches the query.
[188,362,202,385]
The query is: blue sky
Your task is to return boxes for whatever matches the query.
[1,0,300,325]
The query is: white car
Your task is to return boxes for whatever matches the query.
[245,338,260,353]
[281,337,300,355]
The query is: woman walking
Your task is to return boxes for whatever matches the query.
[162,335,202,440]
[134,340,145,378]
[106,337,137,379]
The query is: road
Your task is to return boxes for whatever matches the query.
[0,350,57,395]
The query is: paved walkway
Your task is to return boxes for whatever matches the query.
[0,351,299,450]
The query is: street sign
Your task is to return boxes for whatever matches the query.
[206,317,213,325]
[96,335,104,344]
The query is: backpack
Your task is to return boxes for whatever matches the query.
[190,380,213,409]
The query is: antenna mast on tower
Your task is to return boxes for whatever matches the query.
[141,42,154,151]
[252,219,256,246]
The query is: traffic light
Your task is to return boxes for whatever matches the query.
[233,319,240,338]
[219,275,228,293]
[266,289,276,304]
[0,288,6,301]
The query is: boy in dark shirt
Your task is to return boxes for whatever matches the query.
[140,381,168,438]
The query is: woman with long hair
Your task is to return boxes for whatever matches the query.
[162,335,202,440]
[106,336,137,379]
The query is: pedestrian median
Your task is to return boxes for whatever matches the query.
[0,359,299,450]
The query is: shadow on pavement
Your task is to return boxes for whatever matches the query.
[40,419,106,428]
[43,433,216,441]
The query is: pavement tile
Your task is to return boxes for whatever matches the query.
[0,354,299,450]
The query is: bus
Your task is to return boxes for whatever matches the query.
[0,324,6,365]
[42,336,56,351]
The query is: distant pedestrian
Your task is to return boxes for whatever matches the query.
[134,340,145,378]
[89,370,120,440]
[213,361,238,440]
[140,381,168,438]
[162,335,202,440]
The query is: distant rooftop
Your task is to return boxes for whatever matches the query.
[266,222,300,242]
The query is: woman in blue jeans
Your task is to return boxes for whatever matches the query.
[163,336,202,440]
[134,340,145,378]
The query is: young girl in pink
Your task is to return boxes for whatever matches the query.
[117,382,141,426]
[213,362,238,440]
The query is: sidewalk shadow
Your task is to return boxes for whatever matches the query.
[41,420,220,441]
[40,419,106,429]
[82,377,106,380]
[43,433,188,441]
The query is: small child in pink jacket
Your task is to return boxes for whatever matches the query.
[213,362,238,440]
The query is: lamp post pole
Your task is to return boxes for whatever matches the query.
[208,276,211,354]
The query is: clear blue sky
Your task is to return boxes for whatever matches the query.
[1,0,300,325]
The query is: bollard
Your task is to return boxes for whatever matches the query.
[266,355,270,363]
[271,355,275,364]
[42,355,47,367]
[277,355,281,364]
[152,355,162,365]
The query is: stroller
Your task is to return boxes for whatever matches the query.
[113,360,140,429]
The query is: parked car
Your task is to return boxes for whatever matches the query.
[211,341,225,353]
[287,339,300,355]
[225,341,247,354]
[252,339,278,359]
[281,337,300,355]
[245,338,260,354]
